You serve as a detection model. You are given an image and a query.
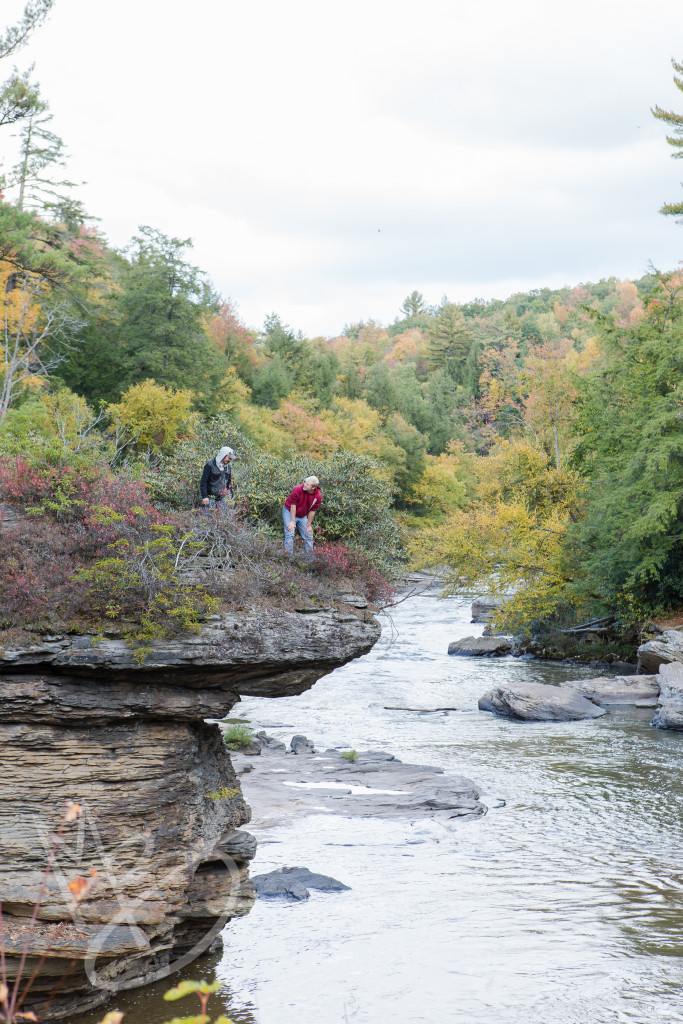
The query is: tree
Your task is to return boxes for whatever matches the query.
[410,438,586,630]
[7,89,77,213]
[427,303,473,379]
[400,291,426,318]
[115,227,225,408]
[108,379,198,454]
[569,273,683,612]
[0,1,53,132]
[652,57,683,218]
[0,267,82,418]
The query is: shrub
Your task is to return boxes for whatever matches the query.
[340,749,358,762]
[311,542,395,604]
[222,724,255,750]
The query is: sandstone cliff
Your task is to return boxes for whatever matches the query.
[0,609,380,1019]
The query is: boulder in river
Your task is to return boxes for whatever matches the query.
[651,704,683,731]
[637,628,683,673]
[478,682,607,721]
[253,866,350,901]
[448,636,512,657]
[471,597,504,622]
[656,661,683,701]
[560,674,660,705]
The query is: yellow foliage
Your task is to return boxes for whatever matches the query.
[412,448,472,516]
[216,366,251,415]
[236,403,293,456]
[320,397,406,483]
[108,380,198,453]
[411,439,588,630]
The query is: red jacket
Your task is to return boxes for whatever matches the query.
[284,484,322,518]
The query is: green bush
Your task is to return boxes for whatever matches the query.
[340,749,358,762]
[237,449,402,569]
[222,724,255,750]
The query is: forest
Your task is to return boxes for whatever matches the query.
[1,2,682,642]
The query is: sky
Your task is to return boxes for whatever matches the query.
[2,0,683,336]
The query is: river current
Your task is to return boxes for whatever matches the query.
[77,591,683,1024]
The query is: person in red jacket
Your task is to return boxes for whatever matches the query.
[283,476,321,557]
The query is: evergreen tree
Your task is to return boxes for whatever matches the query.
[400,290,426,318]
[0,1,52,132]
[569,276,683,611]
[427,303,473,379]
[115,227,224,410]
[652,57,683,218]
[8,90,78,213]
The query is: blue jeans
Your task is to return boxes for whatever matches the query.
[283,506,313,555]
[201,496,227,519]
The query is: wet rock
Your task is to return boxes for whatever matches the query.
[217,829,259,861]
[253,866,350,901]
[448,636,512,657]
[234,742,486,823]
[290,734,316,754]
[561,674,659,705]
[471,597,503,622]
[478,682,607,721]
[651,704,683,731]
[657,661,683,701]
[255,730,287,752]
[637,629,683,673]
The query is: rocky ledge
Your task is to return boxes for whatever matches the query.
[232,734,486,824]
[0,609,380,1020]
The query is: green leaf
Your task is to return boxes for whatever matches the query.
[164,980,222,1001]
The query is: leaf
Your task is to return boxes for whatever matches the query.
[0,982,8,1003]
[163,980,221,1001]
[64,800,82,821]
[96,1014,123,1024]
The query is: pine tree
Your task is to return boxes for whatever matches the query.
[652,57,683,218]
[400,291,426,318]
[427,303,473,379]
[115,227,225,410]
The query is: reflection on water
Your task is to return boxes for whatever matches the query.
[74,593,683,1024]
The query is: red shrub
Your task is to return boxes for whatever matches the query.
[313,542,395,604]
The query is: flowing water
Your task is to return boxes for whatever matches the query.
[75,592,683,1024]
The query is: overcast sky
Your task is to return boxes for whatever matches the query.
[3,0,683,335]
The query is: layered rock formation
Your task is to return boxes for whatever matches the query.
[0,609,380,1019]
[478,681,607,721]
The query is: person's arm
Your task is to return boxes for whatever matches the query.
[200,463,211,504]
[306,492,320,535]
[287,502,297,531]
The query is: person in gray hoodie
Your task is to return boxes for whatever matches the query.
[200,446,238,515]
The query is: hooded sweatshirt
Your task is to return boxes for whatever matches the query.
[200,447,235,499]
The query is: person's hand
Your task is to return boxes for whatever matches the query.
[287,521,295,532]
[306,526,313,536]
[202,498,210,505]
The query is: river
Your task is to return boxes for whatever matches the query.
[75,591,683,1024]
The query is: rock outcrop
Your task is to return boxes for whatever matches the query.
[448,636,512,657]
[471,597,504,623]
[234,739,486,823]
[0,609,380,1019]
[650,661,683,731]
[637,629,683,673]
[560,674,660,705]
[478,682,607,721]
